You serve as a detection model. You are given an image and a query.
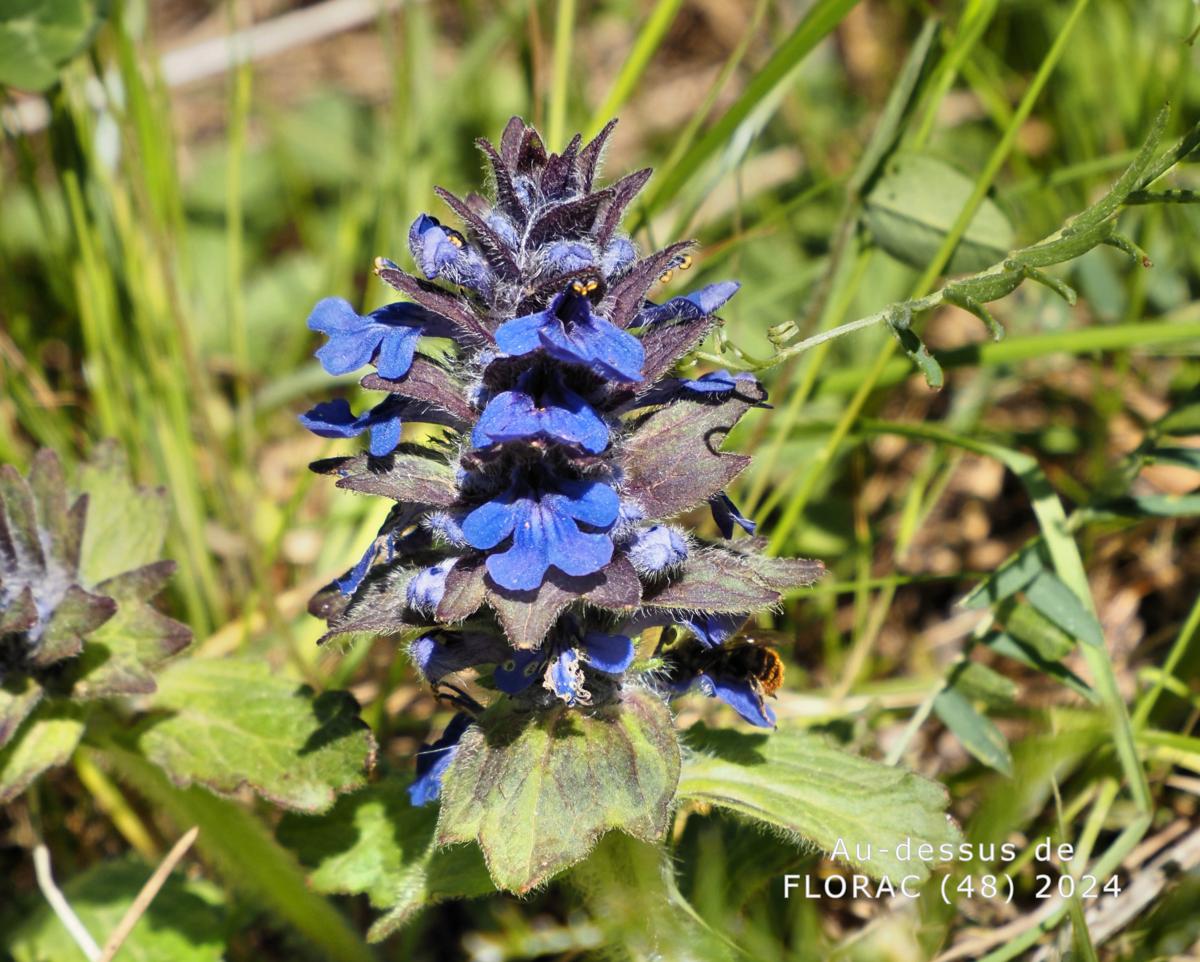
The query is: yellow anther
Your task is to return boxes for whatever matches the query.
[572,280,587,294]
[448,234,465,248]
[585,279,599,292]
[658,269,674,284]
[679,254,693,270]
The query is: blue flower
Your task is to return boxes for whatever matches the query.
[540,241,595,275]
[495,288,644,383]
[601,237,636,278]
[694,673,776,727]
[406,561,454,613]
[409,631,511,683]
[334,538,385,597]
[299,397,404,457]
[494,629,635,706]
[408,214,495,296]
[709,492,756,538]
[633,368,763,408]
[307,297,431,379]
[472,369,609,454]
[461,470,619,590]
[626,524,688,574]
[409,712,472,806]
[636,281,740,326]
[677,611,748,648]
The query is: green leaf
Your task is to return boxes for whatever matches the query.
[0,0,104,92]
[677,724,958,881]
[947,661,1018,709]
[1023,570,1105,648]
[437,689,681,894]
[77,440,170,586]
[277,773,494,925]
[366,842,494,942]
[0,675,43,750]
[137,657,375,813]
[865,153,1015,273]
[98,744,374,962]
[960,539,1050,609]
[933,688,1013,776]
[983,631,1095,702]
[4,856,226,962]
[994,597,1075,661]
[1097,492,1200,517]
[69,561,192,698]
[0,701,86,803]
[1148,446,1200,470]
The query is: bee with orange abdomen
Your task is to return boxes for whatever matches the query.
[662,635,786,698]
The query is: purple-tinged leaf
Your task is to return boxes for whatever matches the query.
[435,555,488,622]
[374,260,493,343]
[620,385,764,520]
[476,138,527,219]
[311,451,458,507]
[595,167,653,247]
[642,550,781,613]
[603,240,696,329]
[578,118,618,192]
[499,116,526,168]
[361,358,475,423]
[540,133,581,197]
[433,187,520,278]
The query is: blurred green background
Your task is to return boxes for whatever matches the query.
[3,0,1200,958]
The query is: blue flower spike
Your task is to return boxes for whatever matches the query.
[302,116,824,810]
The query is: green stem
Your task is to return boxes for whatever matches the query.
[570,833,737,962]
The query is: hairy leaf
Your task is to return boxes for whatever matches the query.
[436,555,488,622]
[437,689,680,893]
[484,559,642,648]
[277,775,494,931]
[636,315,715,385]
[138,658,376,813]
[0,701,85,804]
[642,549,781,612]
[0,676,43,750]
[77,440,170,586]
[362,355,475,419]
[69,561,191,698]
[311,449,458,506]
[678,724,958,882]
[621,387,762,520]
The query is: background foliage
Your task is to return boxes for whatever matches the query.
[3,0,1200,959]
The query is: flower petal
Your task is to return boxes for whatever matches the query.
[710,492,756,538]
[409,712,472,806]
[582,631,634,674]
[494,648,544,693]
[485,502,553,590]
[462,494,521,550]
[495,305,554,356]
[545,647,587,705]
[553,478,620,528]
[698,673,776,727]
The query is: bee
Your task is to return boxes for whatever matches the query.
[662,635,786,696]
